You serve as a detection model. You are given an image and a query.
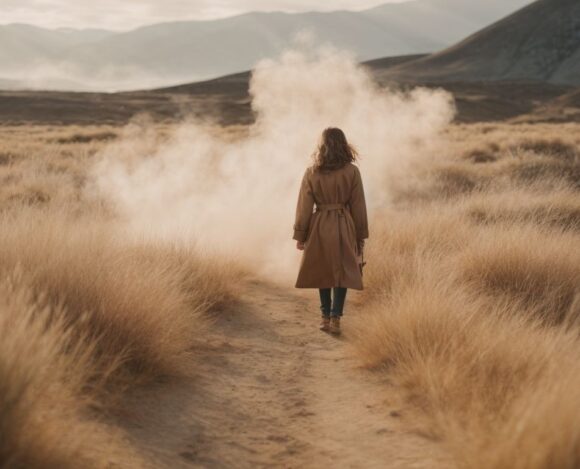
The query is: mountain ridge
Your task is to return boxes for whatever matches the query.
[382,0,580,85]
[0,0,532,91]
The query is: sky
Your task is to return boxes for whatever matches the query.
[0,0,409,31]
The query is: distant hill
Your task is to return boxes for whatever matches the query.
[0,23,113,64]
[0,0,532,91]
[381,0,580,85]
[1,56,575,127]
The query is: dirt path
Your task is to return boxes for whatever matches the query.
[119,280,450,468]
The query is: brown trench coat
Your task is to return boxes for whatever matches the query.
[293,163,369,290]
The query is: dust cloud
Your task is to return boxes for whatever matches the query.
[92,45,455,281]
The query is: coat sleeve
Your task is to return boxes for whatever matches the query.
[293,169,315,243]
[350,166,369,241]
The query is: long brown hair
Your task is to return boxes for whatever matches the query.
[313,127,358,171]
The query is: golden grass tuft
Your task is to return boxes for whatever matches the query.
[0,124,244,465]
[458,224,580,325]
[354,122,580,468]
[0,206,238,382]
[0,205,241,465]
[0,271,132,468]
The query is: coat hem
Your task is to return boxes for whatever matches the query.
[295,284,364,291]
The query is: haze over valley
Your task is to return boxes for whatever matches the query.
[0,0,532,91]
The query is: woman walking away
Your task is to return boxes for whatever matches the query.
[293,127,369,336]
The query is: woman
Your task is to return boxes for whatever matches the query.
[293,127,369,336]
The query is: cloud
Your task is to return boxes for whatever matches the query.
[1,0,407,30]
[90,43,455,282]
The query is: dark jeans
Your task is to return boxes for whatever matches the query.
[319,288,348,317]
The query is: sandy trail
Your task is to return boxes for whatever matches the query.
[119,279,449,468]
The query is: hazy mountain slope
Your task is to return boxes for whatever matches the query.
[385,0,580,85]
[0,24,71,66]
[0,0,533,91]
[69,11,442,81]
[0,24,113,67]
[361,0,532,45]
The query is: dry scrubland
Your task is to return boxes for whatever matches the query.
[0,125,241,467]
[354,123,580,468]
[1,122,580,468]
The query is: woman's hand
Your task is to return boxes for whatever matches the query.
[296,241,305,251]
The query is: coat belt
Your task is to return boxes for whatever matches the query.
[316,203,346,212]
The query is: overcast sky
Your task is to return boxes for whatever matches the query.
[1,0,409,30]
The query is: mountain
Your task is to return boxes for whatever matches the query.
[0,24,113,64]
[360,0,532,45]
[0,0,532,91]
[382,0,580,85]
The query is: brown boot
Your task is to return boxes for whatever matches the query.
[319,315,330,332]
[329,317,341,336]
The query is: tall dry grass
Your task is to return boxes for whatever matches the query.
[0,271,135,468]
[0,208,240,467]
[0,207,237,380]
[4,121,580,467]
[0,125,244,467]
[354,123,580,468]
